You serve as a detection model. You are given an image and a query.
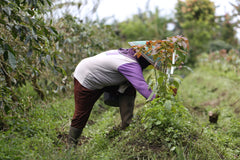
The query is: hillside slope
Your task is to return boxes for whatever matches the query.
[0,64,240,160]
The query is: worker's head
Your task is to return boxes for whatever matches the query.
[136,55,151,70]
[128,41,161,70]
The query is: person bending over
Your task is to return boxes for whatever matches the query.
[68,48,155,146]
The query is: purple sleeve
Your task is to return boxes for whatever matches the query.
[118,62,155,99]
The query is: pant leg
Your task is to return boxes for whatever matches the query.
[119,85,136,129]
[71,78,103,129]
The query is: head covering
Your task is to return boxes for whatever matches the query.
[118,48,136,58]
[128,41,161,70]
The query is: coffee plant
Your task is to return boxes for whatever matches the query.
[0,0,121,118]
[129,35,194,152]
[132,35,189,99]
[0,0,61,115]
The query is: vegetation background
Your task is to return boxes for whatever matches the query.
[0,0,240,159]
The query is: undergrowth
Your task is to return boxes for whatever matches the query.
[1,63,240,160]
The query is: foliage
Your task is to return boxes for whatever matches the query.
[0,1,121,117]
[1,64,240,159]
[132,35,189,98]
[178,65,240,159]
[231,0,240,27]
[198,49,240,77]
[175,0,216,64]
[0,94,119,160]
[175,0,215,22]
[0,0,62,115]
[1,1,240,159]
[118,8,173,42]
[208,40,233,52]
[139,97,193,150]
[53,14,121,79]
[49,0,100,22]
[215,13,238,47]
[0,95,74,159]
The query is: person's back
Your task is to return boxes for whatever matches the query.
[74,49,138,90]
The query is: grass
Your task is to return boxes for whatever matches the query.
[178,64,240,159]
[0,62,240,159]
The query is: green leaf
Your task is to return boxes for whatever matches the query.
[4,43,15,54]
[27,9,35,16]
[157,76,164,85]
[47,27,58,35]
[39,0,45,5]
[54,66,67,76]
[164,100,172,110]
[147,65,155,70]
[43,27,50,35]
[155,121,161,125]
[3,7,11,16]
[0,19,6,25]
[46,0,52,6]
[15,0,20,6]
[24,35,31,45]
[8,52,17,69]
[11,25,18,39]
[172,77,181,88]
[53,56,57,66]
[3,51,8,61]
[0,0,8,5]
[61,68,67,76]
[147,82,158,101]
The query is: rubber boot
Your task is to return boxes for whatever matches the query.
[68,126,83,148]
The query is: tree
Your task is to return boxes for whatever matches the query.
[175,0,216,64]
[231,0,240,26]
[47,0,100,22]
[118,8,173,42]
[230,0,240,46]
[220,14,238,46]
[214,13,238,49]
[0,0,60,115]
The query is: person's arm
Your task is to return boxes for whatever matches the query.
[118,62,155,100]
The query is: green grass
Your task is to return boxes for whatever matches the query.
[178,65,240,159]
[1,63,240,160]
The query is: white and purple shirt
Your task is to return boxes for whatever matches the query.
[74,49,153,99]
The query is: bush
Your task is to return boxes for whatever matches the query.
[137,97,194,150]
[208,40,233,52]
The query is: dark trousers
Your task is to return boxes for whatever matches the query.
[71,78,136,129]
